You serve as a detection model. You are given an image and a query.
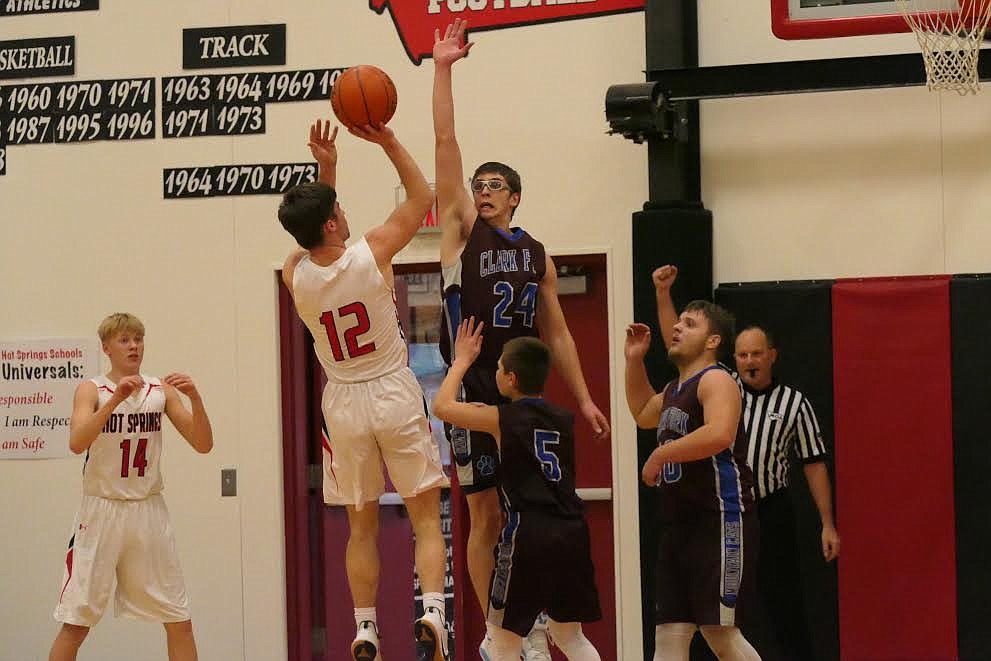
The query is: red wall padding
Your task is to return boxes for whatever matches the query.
[833,277,957,661]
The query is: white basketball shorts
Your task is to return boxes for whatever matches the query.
[53,493,190,626]
[321,367,449,508]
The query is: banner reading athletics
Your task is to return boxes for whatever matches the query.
[0,338,98,458]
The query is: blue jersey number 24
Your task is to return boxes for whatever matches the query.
[493,281,538,329]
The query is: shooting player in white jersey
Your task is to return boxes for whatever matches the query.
[48,313,214,661]
[279,120,450,661]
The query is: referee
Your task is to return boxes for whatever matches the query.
[653,266,841,661]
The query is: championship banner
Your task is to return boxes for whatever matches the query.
[0,338,99,458]
[370,0,645,64]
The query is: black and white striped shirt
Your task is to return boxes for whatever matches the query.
[738,378,827,499]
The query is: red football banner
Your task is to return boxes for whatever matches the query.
[369,0,645,65]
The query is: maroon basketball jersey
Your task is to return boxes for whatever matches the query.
[655,364,755,522]
[440,219,547,368]
[497,397,584,518]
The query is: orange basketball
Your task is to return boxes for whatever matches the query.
[330,65,398,130]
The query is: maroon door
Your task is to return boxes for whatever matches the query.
[279,276,422,660]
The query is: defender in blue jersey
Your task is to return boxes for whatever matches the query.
[433,318,602,661]
[625,302,761,661]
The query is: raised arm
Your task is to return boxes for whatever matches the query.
[653,265,679,349]
[431,317,501,439]
[359,125,434,269]
[537,255,610,440]
[67,377,139,454]
[433,19,477,265]
[641,369,741,484]
[163,373,213,454]
[624,323,663,429]
[308,120,338,188]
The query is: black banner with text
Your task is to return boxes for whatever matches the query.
[1,0,99,17]
[0,36,74,80]
[182,24,286,69]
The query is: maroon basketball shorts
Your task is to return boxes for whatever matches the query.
[487,510,602,636]
[655,510,758,627]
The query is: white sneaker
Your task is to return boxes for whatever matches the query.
[522,628,552,661]
[479,633,495,661]
[414,606,449,661]
[351,620,381,661]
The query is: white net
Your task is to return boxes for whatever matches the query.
[895,0,991,94]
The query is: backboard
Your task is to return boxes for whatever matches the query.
[771,0,949,38]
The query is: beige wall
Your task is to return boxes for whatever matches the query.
[699,1,991,283]
[0,3,646,660]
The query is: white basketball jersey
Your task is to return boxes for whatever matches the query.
[82,374,166,500]
[292,236,408,383]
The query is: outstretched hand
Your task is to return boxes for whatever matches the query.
[453,316,484,367]
[433,18,474,67]
[308,120,339,170]
[624,323,653,361]
[347,122,395,146]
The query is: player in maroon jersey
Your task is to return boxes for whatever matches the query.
[433,318,602,661]
[432,18,610,659]
[625,302,761,661]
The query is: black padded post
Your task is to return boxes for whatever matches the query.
[950,274,991,661]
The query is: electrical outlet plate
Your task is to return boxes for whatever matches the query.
[221,468,237,497]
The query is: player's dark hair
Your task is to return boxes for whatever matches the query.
[473,161,522,217]
[473,162,521,195]
[684,300,736,362]
[501,336,550,396]
[737,324,776,350]
[278,182,337,249]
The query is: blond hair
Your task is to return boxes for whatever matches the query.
[97,313,145,343]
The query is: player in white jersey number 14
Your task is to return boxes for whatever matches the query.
[49,312,214,661]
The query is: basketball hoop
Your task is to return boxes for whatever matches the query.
[895,0,991,94]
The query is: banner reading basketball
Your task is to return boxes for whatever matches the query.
[0,338,98,459]
[370,0,644,64]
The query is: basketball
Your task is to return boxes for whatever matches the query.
[331,65,398,130]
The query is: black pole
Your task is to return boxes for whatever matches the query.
[636,4,710,660]
[645,0,700,205]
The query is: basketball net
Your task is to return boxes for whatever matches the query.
[895,0,991,94]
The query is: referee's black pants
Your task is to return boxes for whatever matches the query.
[747,487,816,661]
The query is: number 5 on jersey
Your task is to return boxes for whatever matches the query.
[534,429,562,482]
[320,301,376,362]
